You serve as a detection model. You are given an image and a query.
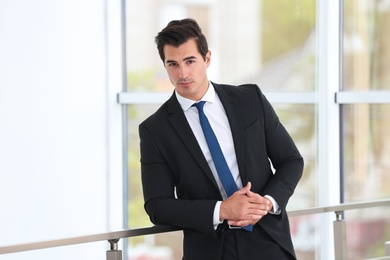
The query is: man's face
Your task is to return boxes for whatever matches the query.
[163,38,211,101]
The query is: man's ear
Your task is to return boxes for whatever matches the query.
[205,50,211,66]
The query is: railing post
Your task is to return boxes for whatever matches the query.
[334,211,348,260]
[106,239,122,260]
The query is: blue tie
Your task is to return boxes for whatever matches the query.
[193,101,253,231]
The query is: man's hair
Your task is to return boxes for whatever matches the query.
[155,18,209,62]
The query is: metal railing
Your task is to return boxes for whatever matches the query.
[1,198,390,259]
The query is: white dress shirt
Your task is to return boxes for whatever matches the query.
[176,82,279,228]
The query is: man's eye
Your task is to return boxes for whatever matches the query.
[168,63,177,67]
[187,60,195,64]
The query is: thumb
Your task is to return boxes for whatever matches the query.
[235,181,251,195]
[243,181,252,196]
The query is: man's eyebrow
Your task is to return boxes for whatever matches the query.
[183,56,197,61]
[165,56,197,64]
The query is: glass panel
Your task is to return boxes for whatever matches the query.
[275,104,318,260]
[125,0,317,92]
[127,104,156,229]
[290,215,321,259]
[128,232,183,260]
[343,104,390,202]
[127,103,184,258]
[345,208,390,259]
[344,0,390,90]
[273,104,317,209]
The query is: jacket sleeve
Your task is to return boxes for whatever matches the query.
[139,122,220,237]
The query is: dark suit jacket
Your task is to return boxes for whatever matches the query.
[139,82,304,259]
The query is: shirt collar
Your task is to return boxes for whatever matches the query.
[175,82,215,111]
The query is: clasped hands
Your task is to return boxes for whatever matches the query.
[219,182,272,227]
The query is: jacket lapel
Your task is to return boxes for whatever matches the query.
[213,83,247,185]
[166,93,220,190]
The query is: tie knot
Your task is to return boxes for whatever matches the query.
[192,101,206,112]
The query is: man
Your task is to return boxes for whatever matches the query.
[139,18,303,260]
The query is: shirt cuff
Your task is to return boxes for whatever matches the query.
[213,201,223,230]
[264,195,281,215]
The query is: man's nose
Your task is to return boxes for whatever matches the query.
[179,65,188,78]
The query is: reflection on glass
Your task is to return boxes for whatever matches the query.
[344,0,390,90]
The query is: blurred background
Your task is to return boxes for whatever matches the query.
[1,0,389,259]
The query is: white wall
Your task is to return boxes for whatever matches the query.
[0,0,124,259]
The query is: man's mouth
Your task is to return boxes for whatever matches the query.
[178,80,193,86]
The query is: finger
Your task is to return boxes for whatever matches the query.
[247,194,272,207]
[229,208,268,222]
[228,213,265,226]
[234,182,252,196]
[247,203,271,213]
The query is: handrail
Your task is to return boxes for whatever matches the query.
[288,197,390,217]
[1,198,390,255]
[0,225,181,254]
